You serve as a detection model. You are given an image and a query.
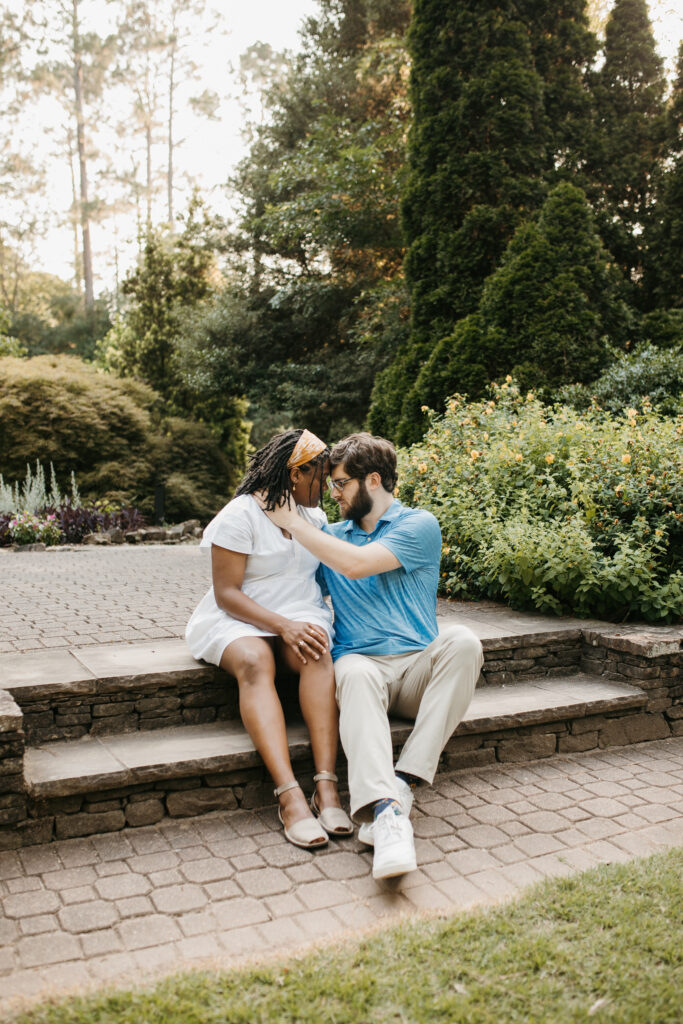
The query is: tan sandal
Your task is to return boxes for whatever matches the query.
[275,780,328,849]
[310,771,354,837]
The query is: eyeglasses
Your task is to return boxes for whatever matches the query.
[327,476,357,494]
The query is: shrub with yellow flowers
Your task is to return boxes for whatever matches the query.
[398,381,683,622]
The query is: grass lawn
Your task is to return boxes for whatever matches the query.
[12,847,682,1024]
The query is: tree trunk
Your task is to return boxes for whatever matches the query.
[71,0,94,313]
[167,39,175,228]
[66,127,83,296]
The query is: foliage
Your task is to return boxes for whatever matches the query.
[97,199,217,403]
[398,380,683,622]
[6,510,61,545]
[0,460,80,515]
[205,0,412,439]
[8,276,111,360]
[0,461,145,546]
[642,42,683,311]
[587,0,667,293]
[11,849,683,1023]
[406,183,631,436]
[559,342,683,415]
[371,0,598,445]
[0,355,246,521]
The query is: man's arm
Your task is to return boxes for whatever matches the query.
[266,505,401,578]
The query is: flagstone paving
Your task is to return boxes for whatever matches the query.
[2,543,674,656]
[0,736,681,1014]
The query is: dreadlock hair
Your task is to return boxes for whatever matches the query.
[234,430,330,511]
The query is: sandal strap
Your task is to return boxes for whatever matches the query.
[313,771,338,784]
[274,779,301,798]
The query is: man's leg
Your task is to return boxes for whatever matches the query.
[392,624,483,783]
[336,652,421,879]
[334,653,401,820]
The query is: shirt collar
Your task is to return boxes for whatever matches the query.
[340,499,402,535]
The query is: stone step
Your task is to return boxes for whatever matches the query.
[25,674,646,800]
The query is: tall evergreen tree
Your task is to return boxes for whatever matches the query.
[370,0,554,445]
[587,0,666,293]
[413,183,630,408]
[642,42,683,311]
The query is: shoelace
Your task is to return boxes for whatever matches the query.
[375,812,406,844]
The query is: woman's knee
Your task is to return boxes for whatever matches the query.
[223,643,275,684]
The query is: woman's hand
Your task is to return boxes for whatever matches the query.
[278,620,328,664]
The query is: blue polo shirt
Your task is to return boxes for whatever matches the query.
[319,500,441,661]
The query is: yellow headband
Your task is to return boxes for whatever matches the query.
[287,429,327,468]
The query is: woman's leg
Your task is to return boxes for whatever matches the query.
[220,637,315,831]
[278,643,343,812]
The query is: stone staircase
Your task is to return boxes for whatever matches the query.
[0,618,681,849]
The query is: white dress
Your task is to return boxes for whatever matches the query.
[185,494,334,666]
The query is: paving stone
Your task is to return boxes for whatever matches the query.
[127,851,180,874]
[5,876,41,895]
[237,867,291,898]
[458,824,509,848]
[467,868,521,901]
[204,879,242,901]
[151,884,208,914]
[579,797,629,818]
[117,913,182,950]
[513,833,566,858]
[211,896,270,929]
[217,924,266,957]
[58,900,119,933]
[294,908,342,940]
[115,895,154,918]
[316,852,369,880]
[445,848,501,875]
[435,875,485,908]
[95,872,150,900]
[265,892,307,918]
[81,928,125,957]
[4,889,61,918]
[42,867,98,891]
[19,914,58,936]
[18,931,83,968]
[180,857,234,884]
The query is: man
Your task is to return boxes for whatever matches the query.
[265,432,483,879]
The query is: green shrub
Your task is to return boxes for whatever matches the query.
[0,355,248,520]
[559,343,683,415]
[399,381,683,622]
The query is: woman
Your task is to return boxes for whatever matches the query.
[186,429,352,849]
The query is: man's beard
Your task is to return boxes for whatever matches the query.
[344,479,373,523]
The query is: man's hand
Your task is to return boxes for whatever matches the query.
[254,492,298,529]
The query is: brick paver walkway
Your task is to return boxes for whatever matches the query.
[1,546,207,654]
[2,737,682,1014]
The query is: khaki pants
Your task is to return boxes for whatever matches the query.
[334,623,483,820]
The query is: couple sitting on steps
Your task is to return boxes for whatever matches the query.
[186,430,483,880]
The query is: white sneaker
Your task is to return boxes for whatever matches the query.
[359,777,415,847]
[372,806,417,880]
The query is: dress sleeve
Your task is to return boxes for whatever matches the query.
[200,498,255,554]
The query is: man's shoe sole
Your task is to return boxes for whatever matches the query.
[372,855,417,880]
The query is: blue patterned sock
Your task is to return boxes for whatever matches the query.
[373,798,401,819]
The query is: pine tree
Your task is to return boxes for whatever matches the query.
[370,0,551,444]
[413,183,631,407]
[642,42,683,311]
[588,0,666,292]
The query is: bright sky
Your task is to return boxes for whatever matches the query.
[13,0,683,292]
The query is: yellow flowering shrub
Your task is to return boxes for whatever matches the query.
[398,382,683,622]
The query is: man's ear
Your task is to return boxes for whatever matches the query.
[366,471,383,491]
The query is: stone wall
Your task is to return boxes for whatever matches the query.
[479,632,582,685]
[18,674,240,745]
